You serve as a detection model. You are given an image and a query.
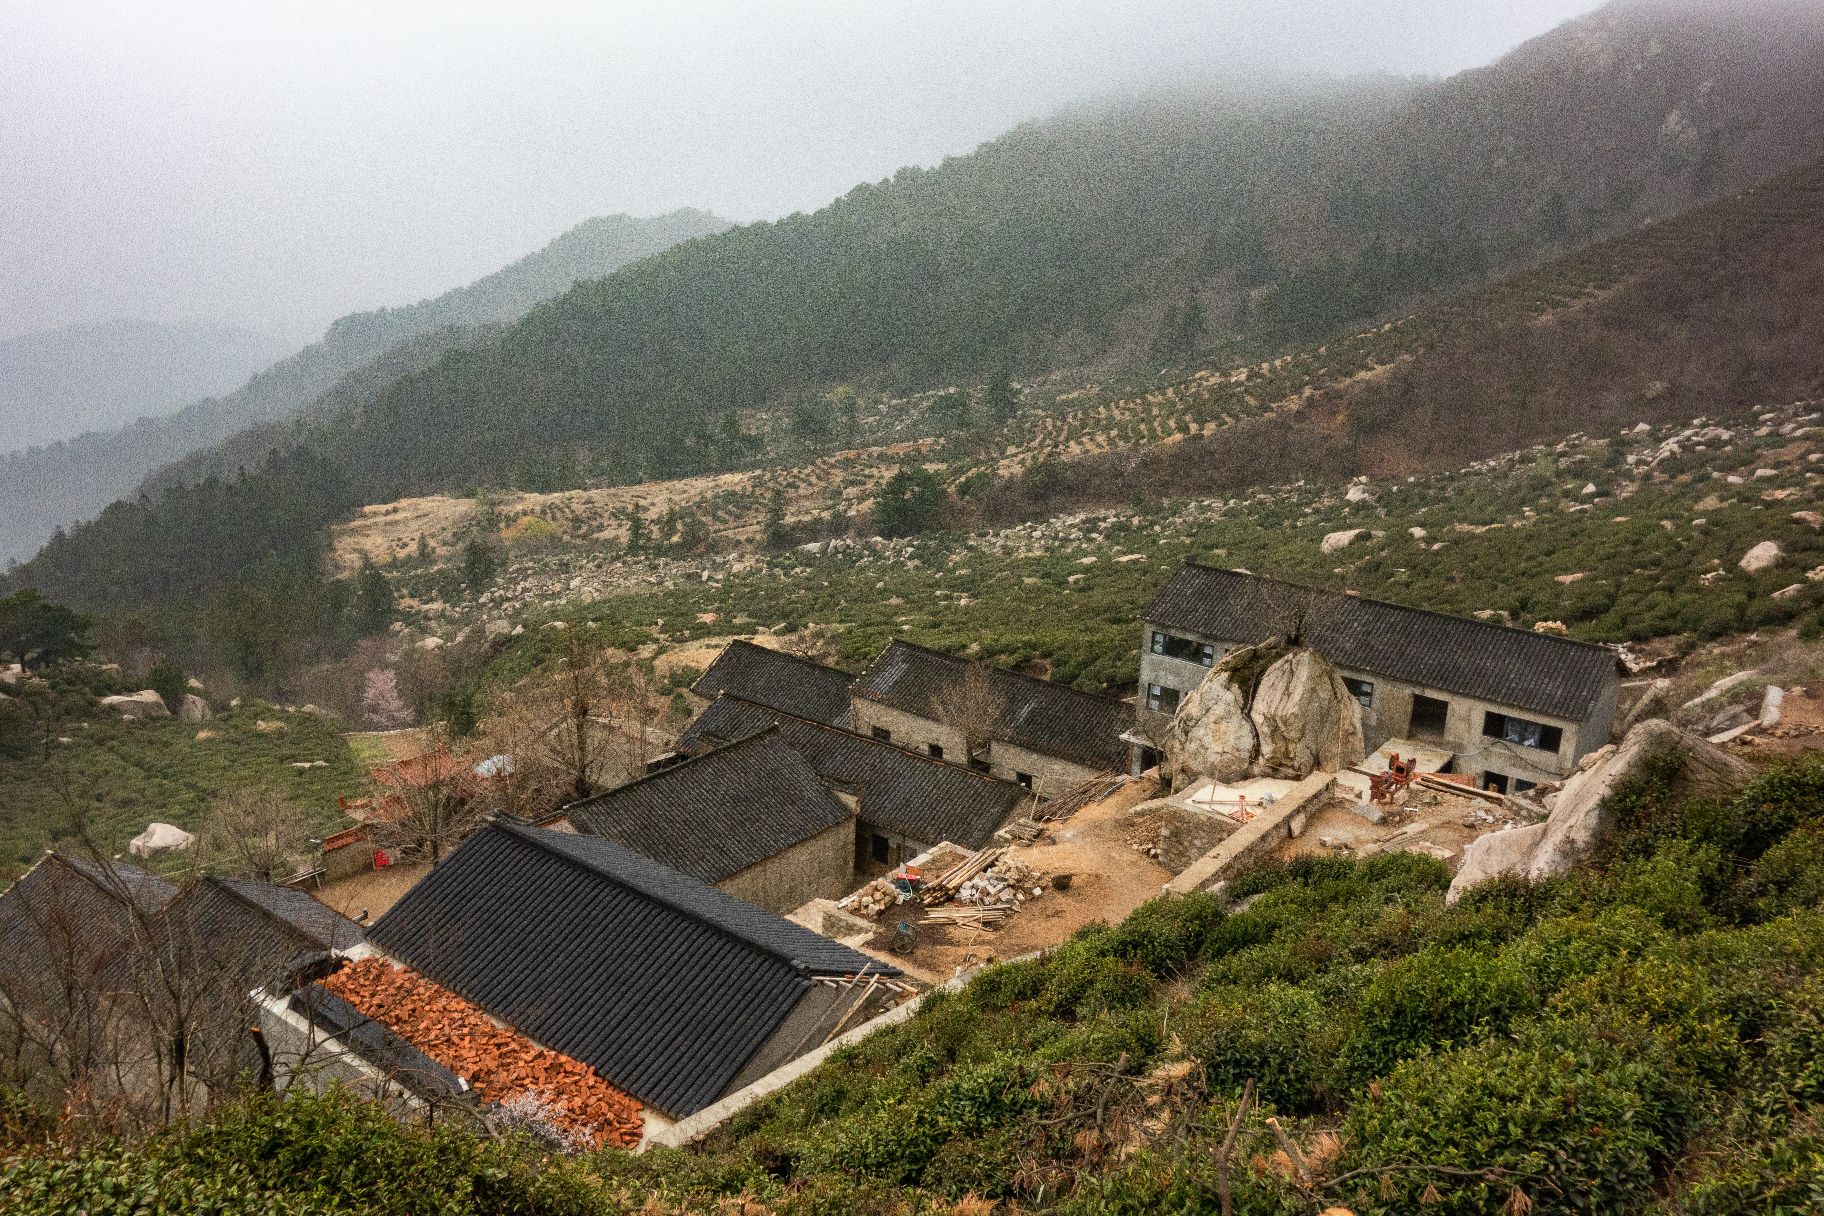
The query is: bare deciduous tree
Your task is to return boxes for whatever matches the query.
[929,661,1004,769]
[366,727,488,865]
[478,639,673,819]
[1256,577,1340,648]
[196,782,317,883]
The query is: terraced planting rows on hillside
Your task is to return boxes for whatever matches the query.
[402,400,1824,707]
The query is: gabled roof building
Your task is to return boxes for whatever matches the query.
[359,822,899,1123]
[848,640,1134,798]
[564,728,856,911]
[681,694,1029,866]
[690,640,855,727]
[0,854,176,1019]
[1139,564,1623,791]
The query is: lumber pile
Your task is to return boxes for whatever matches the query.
[921,846,1007,904]
[321,957,643,1149]
[997,818,1046,844]
[924,904,1016,929]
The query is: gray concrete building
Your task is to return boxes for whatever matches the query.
[1137,564,1622,791]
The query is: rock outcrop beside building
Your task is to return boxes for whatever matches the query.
[1448,719,1754,901]
[1167,640,1364,784]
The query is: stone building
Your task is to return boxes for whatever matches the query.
[1137,564,1622,791]
[559,728,856,913]
[689,639,855,727]
[258,822,901,1143]
[847,640,1133,798]
[680,693,1030,874]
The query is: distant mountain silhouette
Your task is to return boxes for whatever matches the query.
[0,319,288,454]
[0,209,730,564]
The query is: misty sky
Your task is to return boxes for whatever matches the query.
[1,1,1602,344]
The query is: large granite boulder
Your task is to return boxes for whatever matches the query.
[1167,640,1365,785]
[179,693,212,722]
[100,690,171,720]
[1447,719,1754,902]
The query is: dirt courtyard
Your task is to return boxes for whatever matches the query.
[878,778,1174,984]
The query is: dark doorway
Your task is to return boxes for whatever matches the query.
[1408,694,1449,741]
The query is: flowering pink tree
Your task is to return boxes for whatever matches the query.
[360,667,413,729]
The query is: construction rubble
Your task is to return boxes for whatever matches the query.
[835,845,1050,931]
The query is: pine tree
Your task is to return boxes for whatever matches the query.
[461,539,500,591]
[983,362,1018,422]
[352,557,394,635]
[763,486,790,550]
[623,506,649,554]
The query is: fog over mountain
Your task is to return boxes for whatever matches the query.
[0,320,288,452]
[2,0,1602,344]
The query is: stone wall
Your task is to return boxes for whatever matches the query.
[716,819,857,913]
[848,700,963,758]
[983,739,1102,799]
[1164,773,1333,896]
[850,699,1105,799]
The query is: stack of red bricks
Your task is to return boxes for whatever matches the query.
[323,956,643,1149]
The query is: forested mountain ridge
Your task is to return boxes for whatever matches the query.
[0,209,731,564]
[13,0,1824,669]
[173,0,1824,506]
[0,319,288,453]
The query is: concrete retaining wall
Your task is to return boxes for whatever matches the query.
[1163,772,1333,896]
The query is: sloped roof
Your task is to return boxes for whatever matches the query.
[0,855,176,1011]
[690,640,855,727]
[168,877,364,959]
[851,640,1133,770]
[366,821,893,1117]
[318,956,643,1148]
[565,729,851,884]
[1145,564,1620,723]
[679,695,1025,849]
[55,854,177,916]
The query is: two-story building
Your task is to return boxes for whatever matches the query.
[1136,564,1622,792]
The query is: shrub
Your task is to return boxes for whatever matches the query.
[1336,946,1537,1089]
[1184,982,1332,1114]
[1103,894,1226,976]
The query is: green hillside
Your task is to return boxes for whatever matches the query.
[8,752,1824,1213]
[302,0,1824,499]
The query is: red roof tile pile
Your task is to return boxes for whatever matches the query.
[322,956,642,1148]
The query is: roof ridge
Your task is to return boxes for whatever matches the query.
[52,853,166,905]
[567,723,788,811]
[1175,562,1618,657]
[211,875,345,941]
[867,638,1131,705]
[718,639,854,679]
[713,692,1029,790]
[490,820,857,975]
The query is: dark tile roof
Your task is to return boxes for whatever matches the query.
[691,640,855,726]
[679,695,1026,848]
[850,640,1133,771]
[0,855,175,1010]
[1144,564,1621,723]
[55,855,177,916]
[166,877,364,960]
[366,821,893,1117]
[565,729,852,884]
